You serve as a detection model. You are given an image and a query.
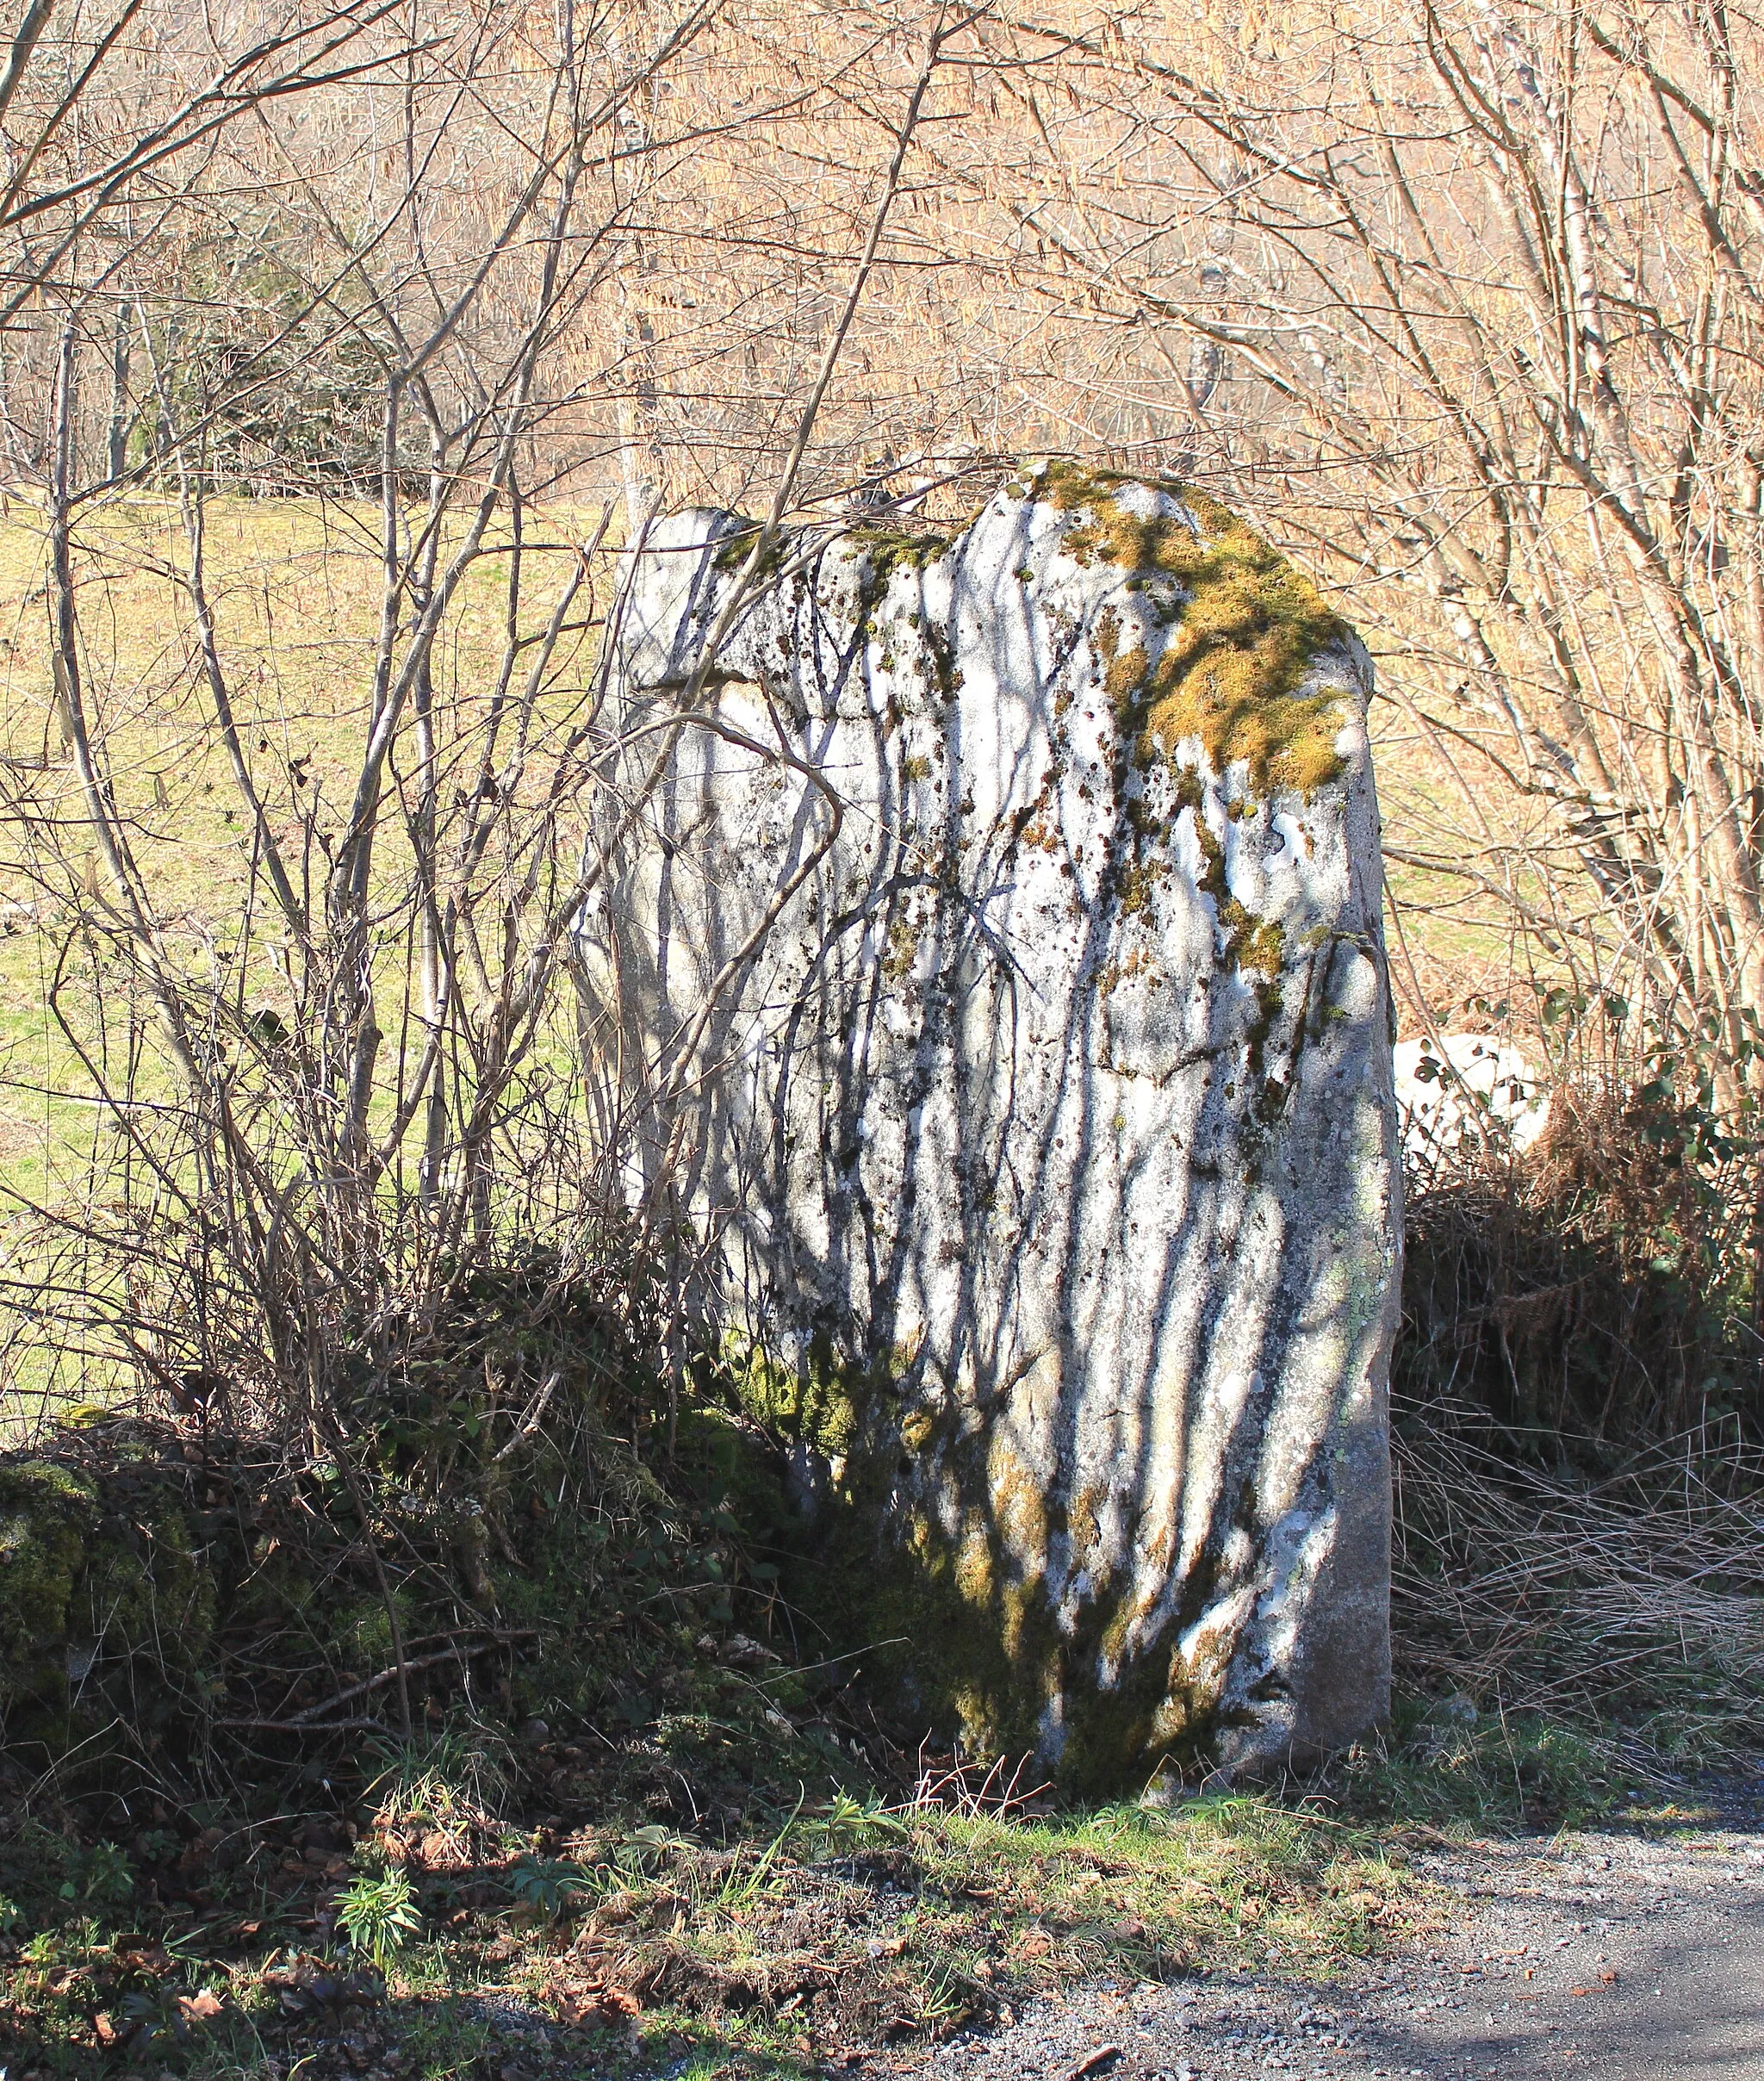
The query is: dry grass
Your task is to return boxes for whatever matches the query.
[1391,1409,1764,1767]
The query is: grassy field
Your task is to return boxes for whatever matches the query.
[0,491,602,1420]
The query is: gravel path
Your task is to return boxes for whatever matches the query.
[896,1816,1764,2081]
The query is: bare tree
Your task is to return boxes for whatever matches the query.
[876,2,1764,1082]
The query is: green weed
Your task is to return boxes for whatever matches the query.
[336,1864,423,1970]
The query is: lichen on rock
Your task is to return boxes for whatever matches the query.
[593,463,1401,1788]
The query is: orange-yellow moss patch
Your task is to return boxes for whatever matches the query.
[1039,463,1350,796]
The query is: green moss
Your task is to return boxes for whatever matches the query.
[842,522,960,590]
[709,523,788,582]
[1221,904,1286,977]
[1035,462,1350,795]
[848,1496,1059,1765]
[781,1400,1234,1797]
[671,1402,788,1536]
[879,911,922,985]
[329,1591,416,1672]
[0,1457,214,1743]
[722,1332,865,1457]
[0,1462,96,1709]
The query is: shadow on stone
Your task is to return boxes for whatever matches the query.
[584,464,1403,1792]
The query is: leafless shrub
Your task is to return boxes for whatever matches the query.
[0,2,995,1452]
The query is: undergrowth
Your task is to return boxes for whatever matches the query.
[0,1730,1421,2081]
[1389,1003,1764,1782]
[0,1239,805,1795]
[0,1222,1428,2079]
[3,997,1762,2076]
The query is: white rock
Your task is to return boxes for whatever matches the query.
[1393,1033,1549,1173]
[586,466,1401,1783]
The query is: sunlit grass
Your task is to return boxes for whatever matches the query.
[0,1774,1429,2080]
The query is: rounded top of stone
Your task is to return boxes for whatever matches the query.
[1012,461,1357,797]
[620,468,1366,799]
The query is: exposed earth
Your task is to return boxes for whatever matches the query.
[891,1803,1764,2081]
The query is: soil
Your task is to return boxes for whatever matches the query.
[886,1786,1764,2081]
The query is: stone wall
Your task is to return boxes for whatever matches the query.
[581,464,1401,1786]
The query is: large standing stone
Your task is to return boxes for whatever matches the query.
[582,464,1401,1786]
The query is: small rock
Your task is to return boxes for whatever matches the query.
[722,1633,782,1669]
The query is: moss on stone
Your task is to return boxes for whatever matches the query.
[1038,462,1349,796]
[842,522,960,593]
[0,1457,214,1742]
[1221,904,1287,977]
[774,1392,1237,1796]
[0,1462,96,1711]
[722,1332,865,1457]
[710,523,789,583]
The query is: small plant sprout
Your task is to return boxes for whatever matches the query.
[506,1854,589,1922]
[810,1789,905,1857]
[59,1841,133,1907]
[335,1865,421,1971]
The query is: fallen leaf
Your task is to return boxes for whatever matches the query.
[1064,2048,1123,2081]
[560,1980,641,2027]
[722,1632,782,1669]
[116,1942,171,1973]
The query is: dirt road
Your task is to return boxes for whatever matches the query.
[898,1820,1764,2080]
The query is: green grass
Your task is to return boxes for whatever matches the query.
[5,1673,1719,2081]
[0,487,587,1097]
[0,491,604,1430]
[5,1662,1703,2081]
[0,1774,1420,2079]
